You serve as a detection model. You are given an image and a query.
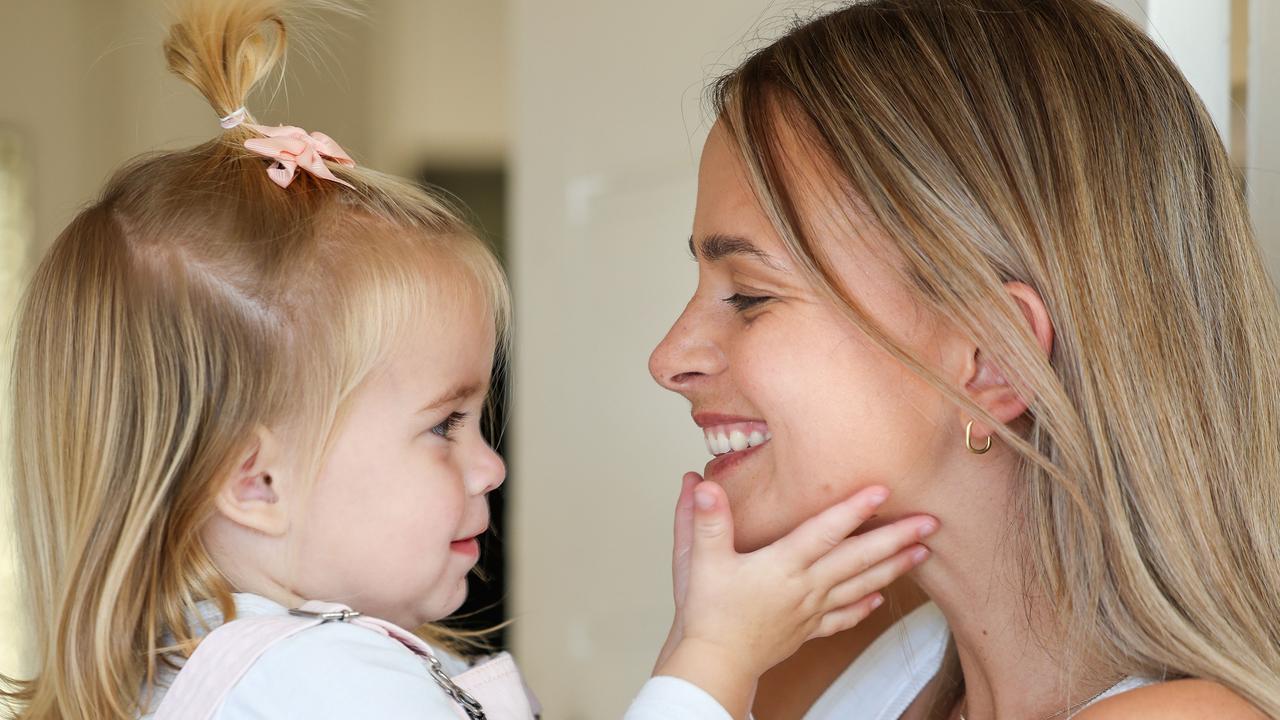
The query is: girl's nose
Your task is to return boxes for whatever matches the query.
[648,302,728,395]
[469,441,507,496]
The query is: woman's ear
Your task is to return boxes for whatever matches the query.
[213,424,290,536]
[963,281,1054,435]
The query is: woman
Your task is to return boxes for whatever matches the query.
[649,0,1280,717]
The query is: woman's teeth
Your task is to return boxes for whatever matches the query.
[703,423,772,457]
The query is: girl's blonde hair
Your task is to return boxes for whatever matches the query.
[1,1,510,717]
[713,0,1280,716]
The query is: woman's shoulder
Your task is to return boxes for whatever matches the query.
[215,616,462,718]
[1074,679,1265,720]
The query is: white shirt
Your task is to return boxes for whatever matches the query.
[801,601,1157,719]
[805,601,951,720]
[138,592,730,720]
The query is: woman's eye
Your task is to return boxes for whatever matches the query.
[722,293,772,312]
[430,411,469,440]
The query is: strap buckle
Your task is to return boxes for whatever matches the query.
[287,607,363,623]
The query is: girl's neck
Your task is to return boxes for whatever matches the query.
[202,518,307,611]
[914,462,1117,719]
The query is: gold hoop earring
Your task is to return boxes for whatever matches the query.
[965,420,992,454]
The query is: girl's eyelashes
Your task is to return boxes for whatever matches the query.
[722,293,773,312]
[430,411,470,440]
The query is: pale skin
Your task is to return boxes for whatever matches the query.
[648,122,1264,720]
[200,262,937,719]
[202,288,507,631]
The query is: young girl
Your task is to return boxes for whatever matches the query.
[0,2,937,718]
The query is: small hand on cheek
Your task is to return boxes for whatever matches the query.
[654,474,937,720]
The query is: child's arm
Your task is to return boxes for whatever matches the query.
[643,472,937,719]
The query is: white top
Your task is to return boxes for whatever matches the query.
[801,601,1158,719]
[138,592,730,720]
[1085,674,1163,707]
[805,601,951,720]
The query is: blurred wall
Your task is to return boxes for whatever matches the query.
[0,0,505,677]
[508,3,839,716]
[1248,1,1280,277]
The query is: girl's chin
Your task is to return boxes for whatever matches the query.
[438,576,471,619]
[397,578,470,628]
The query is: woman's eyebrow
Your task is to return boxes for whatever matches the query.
[689,232,788,272]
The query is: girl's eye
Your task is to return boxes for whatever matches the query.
[431,412,470,440]
[722,293,772,312]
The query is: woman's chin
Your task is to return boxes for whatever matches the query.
[729,508,803,553]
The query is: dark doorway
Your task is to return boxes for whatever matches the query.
[419,166,510,651]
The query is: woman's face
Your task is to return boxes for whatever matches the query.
[649,122,964,552]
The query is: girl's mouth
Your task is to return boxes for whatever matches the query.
[449,537,480,557]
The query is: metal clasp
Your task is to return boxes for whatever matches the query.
[288,607,363,623]
[425,652,487,720]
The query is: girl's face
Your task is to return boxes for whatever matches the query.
[650,123,962,552]
[290,295,505,628]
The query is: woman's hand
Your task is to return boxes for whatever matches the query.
[652,473,937,719]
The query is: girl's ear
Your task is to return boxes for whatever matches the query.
[213,424,290,537]
[962,281,1055,435]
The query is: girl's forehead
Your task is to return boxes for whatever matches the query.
[399,293,496,359]
[365,309,496,410]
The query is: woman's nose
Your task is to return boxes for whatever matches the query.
[648,302,727,394]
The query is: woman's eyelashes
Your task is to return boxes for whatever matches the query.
[430,411,470,440]
[722,292,773,313]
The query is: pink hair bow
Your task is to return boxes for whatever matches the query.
[242,123,356,189]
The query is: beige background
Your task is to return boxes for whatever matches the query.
[1,1,1276,718]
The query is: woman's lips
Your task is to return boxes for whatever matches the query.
[704,437,769,479]
[693,412,771,479]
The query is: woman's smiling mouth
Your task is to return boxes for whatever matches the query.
[694,414,772,478]
[701,421,772,456]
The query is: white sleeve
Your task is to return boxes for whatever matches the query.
[623,676,735,720]
[213,620,463,719]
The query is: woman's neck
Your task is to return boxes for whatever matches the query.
[913,459,1117,719]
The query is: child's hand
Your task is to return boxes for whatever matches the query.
[652,473,937,719]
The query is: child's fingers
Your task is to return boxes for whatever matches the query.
[671,472,701,604]
[689,480,735,558]
[772,485,890,568]
[807,593,885,640]
[673,472,701,561]
[823,544,930,609]
[810,514,937,586]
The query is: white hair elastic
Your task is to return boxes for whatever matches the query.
[218,107,248,130]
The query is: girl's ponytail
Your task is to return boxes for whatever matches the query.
[163,0,288,126]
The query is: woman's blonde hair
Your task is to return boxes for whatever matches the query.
[1,1,509,717]
[713,0,1279,715]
